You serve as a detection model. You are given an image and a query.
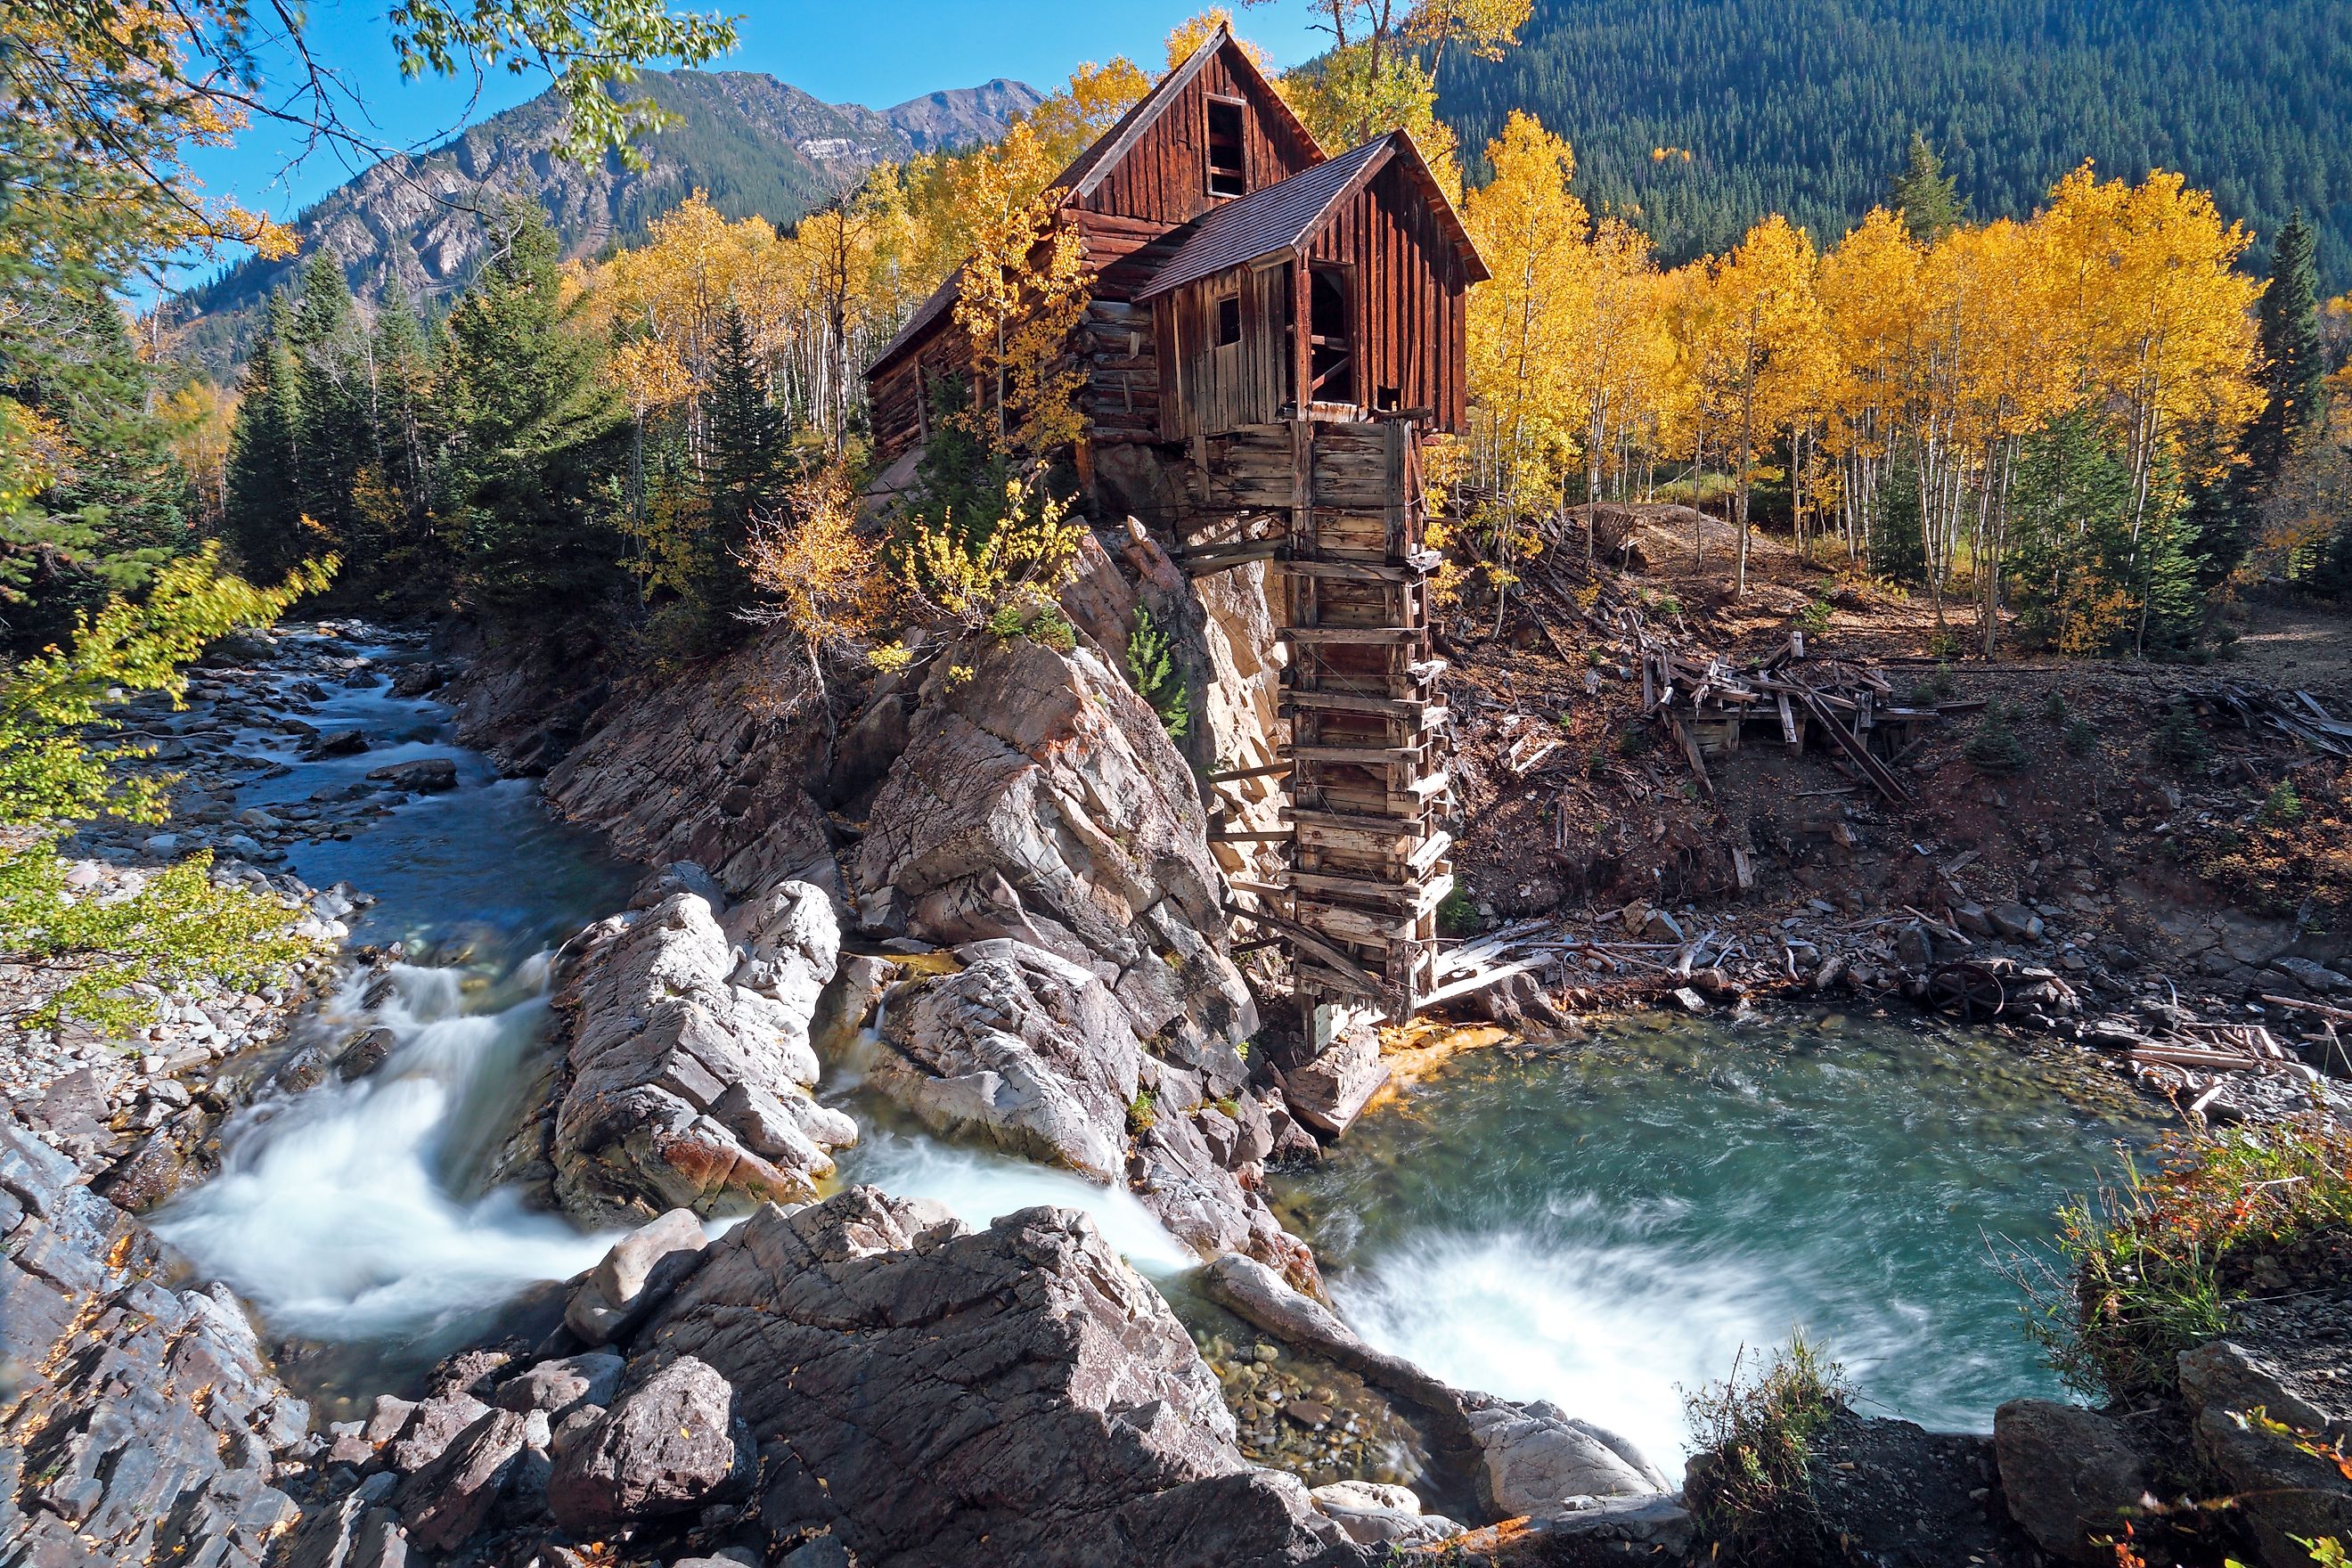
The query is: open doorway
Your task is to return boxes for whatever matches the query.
[1207,99,1247,198]
[1308,265,1354,406]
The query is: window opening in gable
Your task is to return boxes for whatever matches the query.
[1207,98,1247,198]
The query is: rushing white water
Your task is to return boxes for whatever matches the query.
[155,961,619,1343]
[840,1126,1196,1273]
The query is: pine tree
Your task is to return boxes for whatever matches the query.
[698,298,788,626]
[223,293,311,581]
[286,253,375,592]
[438,205,627,623]
[1888,133,1964,243]
[2204,211,2326,584]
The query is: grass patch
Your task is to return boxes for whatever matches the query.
[2005,1117,2352,1404]
[1684,1334,1853,1566]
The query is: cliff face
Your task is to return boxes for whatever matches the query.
[175,69,1041,371]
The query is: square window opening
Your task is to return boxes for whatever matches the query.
[1207,99,1247,198]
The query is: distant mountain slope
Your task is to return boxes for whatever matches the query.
[176,70,1040,369]
[1437,0,2352,286]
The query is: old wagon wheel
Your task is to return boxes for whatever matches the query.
[1926,961,2005,1022]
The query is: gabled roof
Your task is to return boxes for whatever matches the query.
[1049,28,1321,202]
[868,269,961,380]
[1135,130,1491,302]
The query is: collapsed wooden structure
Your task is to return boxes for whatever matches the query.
[863,30,1485,1033]
[1643,638,1944,805]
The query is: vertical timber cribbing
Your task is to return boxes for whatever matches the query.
[1272,418,1453,1041]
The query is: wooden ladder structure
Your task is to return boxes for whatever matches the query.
[1194,417,1453,1038]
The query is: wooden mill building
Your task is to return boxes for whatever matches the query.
[865,30,1489,1034]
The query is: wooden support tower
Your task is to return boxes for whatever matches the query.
[1205,417,1451,1035]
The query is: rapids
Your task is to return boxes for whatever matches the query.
[155,625,2154,1467]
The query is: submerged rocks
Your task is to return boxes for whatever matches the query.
[363,756,457,793]
[872,940,1140,1181]
[638,1188,1360,1566]
[543,878,853,1222]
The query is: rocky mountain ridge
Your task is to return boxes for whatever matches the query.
[170,69,1040,370]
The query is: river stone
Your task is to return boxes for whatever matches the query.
[383,1393,491,1475]
[637,1188,1354,1565]
[1468,1402,1663,1515]
[544,1357,749,1534]
[307,729,369,757]
[1282,1023,1386,1138]
[871,939,1141,1182]
[494,1352,625,1418]
[565,1208,708,1347]
[393,1408,528,1551]
[1310,1482,1461,1546]
[1994,1400,2153,1562]
[363,757,456,793]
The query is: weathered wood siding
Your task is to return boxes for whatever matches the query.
[1070,48,1320,229]
[1156,262,1293,441]
[1298,160,1472,433]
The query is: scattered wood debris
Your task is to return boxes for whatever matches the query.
[1639,633,1935,805]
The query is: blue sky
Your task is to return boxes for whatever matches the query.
[189,3,1327,233]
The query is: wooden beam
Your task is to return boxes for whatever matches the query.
[1277,557,1415,584]
[1226,902,1385,992]
[1796,690,1912,805]
[1205,761,1290,784]
[1207,827,1294,842]
[1278,625,1422,644]
[1182,541,1281,576]
[1281,689,1443,722]
[1288,804,1433,833]
[1283,743,1427,764]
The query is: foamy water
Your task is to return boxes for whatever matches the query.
[154,962,619,1343]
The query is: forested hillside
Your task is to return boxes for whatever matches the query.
[1437,0,2352,286]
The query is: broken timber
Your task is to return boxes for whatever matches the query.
[1216,418,1453,1029]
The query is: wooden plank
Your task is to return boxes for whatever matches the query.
[1283,743,1426,764]
[1281,688,1441,721]
[1668,716,1714,799]
[1796,690,1912,805]
[1226,902,1384,992]
[1206,761,1291,784]
[1207,827,1294,842]
[1277,557,1415,584]
[1182,541,1282,576]
[1278,625,1421,644]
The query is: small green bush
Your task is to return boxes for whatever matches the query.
[1126,1089,1157,1136]
[1437,888,1482,937]
[1906,663,1958,705]
[1586,747,1609,780]
[1964,706,2029,773]
[985,603,1025,639]
[2065,716,2099,755]
[1797,599,1833,634]
[1685,1334,1852,1567]
[1616,723,1654,758]
[2009,1118,2352,1403]
[1125,607,1190,740]
[2152,704,2212,771]
[2042,690,2068,724]
[2261,778,2306,826]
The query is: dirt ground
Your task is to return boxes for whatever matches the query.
[1427,505,2352,1027]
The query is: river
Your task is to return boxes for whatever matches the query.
[153,623,2157,1470]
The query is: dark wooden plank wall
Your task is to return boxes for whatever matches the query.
[1073,48,1320,227]
[1302,161,1471,433]
[1156,261,1293,441]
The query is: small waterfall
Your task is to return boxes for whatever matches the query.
[154,960,617,1345]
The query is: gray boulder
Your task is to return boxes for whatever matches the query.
[2179,1338,2352,1568]
[1309,1481,1461,1546]
[544,886,853,1222]
[872,940,1140,1182]
[1468,1401,1663,1515]
[363,757,456,793]
[494,1352,625,1418]
[637,1187,1359,1565]
[564,1208,708,1347]
[1281,1023,1387,1138]
[393,1408,528,1551]
[1992,1399,2153,1564]
[545,1357,749,1535]
[381,1394,490,1475]
[856,633,1255,1059]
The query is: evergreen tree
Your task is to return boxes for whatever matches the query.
[698,298,788,625]
[285,254,378,594]
[358,299,445,612]
[2206,212,2327,583]
[437,206,627,623]
[223,293,311,582]
[1888,133,1964,242]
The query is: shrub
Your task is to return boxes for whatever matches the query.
[1927,625,1962,659]
[1684,1334,1852,1566]
[1125,1089,1157,1136]
[2152,704,2212,771]
[1586,747,1609,780]
[2006,1118,2352,1403]
[1126,607,1191,741]
[1437,888,1482,937]
[2042,690,2068,724]
[2065,716,2099,755]
[1797,598,1833,634]
[1906,662,1958,705]
[1616,722,1654,758]
[1964,706,2029,773]
[2262,778,2306,826]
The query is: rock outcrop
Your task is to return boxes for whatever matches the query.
[855,633,1254,1064]
[532,873,856,1223]
[634,1188,1368,1566]
[2179,1330,2352,1567]
[1992,1398,2154,1563]
[1,1120,315,1568]
[545,1357,752,1535]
